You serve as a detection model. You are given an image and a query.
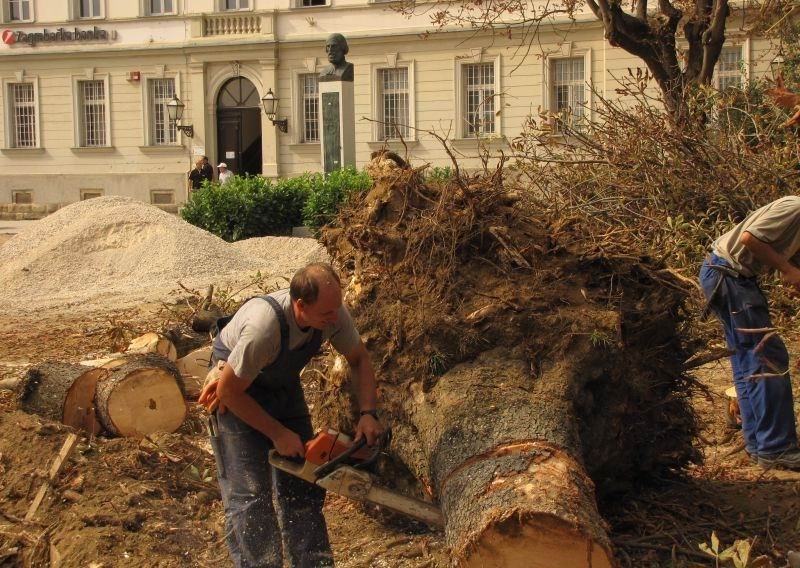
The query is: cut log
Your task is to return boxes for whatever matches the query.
[19,362,105,434]
[126,333,177,362]
[175,346,213,399]
[79,353,128,369]
[95,354,186,437]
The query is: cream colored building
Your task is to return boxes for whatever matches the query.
[0,0,778,212]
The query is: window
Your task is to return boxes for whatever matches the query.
[551,57,586,132]
[462,63,495,137]
[151,190,175,205]
[300,0,327,6]
[81,189,104,200]
[716,46,744,90]
[9,83,37,148]
[79,0,102,18]
[222,0,249,9]
[6,0,31,21]
[148,78,178,145]
[300,74,320,143]
[12,190,32,204]
[149,0,175,14]
[78,80,107,147]
[377,67,410,140]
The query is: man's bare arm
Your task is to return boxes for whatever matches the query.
[216,364,305,457]
[740,231,800,288]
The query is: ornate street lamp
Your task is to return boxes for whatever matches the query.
[166,95,194,138]
[261,88,288,133]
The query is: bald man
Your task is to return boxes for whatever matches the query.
[199,263,382,568]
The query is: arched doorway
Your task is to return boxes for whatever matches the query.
[216,77,262,176]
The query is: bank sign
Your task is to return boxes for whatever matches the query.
[2,27,117,47]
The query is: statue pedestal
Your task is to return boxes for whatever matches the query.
[319,80,355,174]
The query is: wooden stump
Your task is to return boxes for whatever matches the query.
[175,346,213,400]
[19,362,106,434]
[95,355,186,437]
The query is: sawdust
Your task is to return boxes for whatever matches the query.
[0,197,326,315]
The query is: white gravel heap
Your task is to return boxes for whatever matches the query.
[0,196,327,314]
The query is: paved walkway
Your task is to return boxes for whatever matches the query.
[0,220,36,234]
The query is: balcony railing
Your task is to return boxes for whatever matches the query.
[203,13,262,36]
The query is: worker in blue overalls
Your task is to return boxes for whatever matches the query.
[199,263,383,567]
[700,196,800,470]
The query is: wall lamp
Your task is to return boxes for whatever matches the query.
[261,88,288,133]
[166,95,194,138]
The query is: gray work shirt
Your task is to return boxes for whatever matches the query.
[218,288,361,382]
[713,196,800,277]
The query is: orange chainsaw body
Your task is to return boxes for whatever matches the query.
[305,429,373,466]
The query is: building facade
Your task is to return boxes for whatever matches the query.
[0,0,778,210]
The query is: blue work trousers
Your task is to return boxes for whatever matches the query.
[699,254,797,456]
[210,411,333,568]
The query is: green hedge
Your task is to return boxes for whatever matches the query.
[302,167,372,234]
[180,168,371,242]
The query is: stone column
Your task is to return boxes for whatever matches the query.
[260,58,280,179]
[319,81,355,174]
[188,61,207,201]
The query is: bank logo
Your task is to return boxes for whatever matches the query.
[2,30,16,45]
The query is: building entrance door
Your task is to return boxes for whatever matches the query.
[216,77,262,177]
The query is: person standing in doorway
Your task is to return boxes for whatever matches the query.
[218,162,234,185]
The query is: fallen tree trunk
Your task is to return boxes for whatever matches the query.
[96,354,186,437]
[19,361,106,434]
[314,158,696,567]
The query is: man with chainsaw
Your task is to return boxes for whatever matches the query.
[198,262,383,567]
[700,197,800,470]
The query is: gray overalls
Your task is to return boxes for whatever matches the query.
[210,295,333,568]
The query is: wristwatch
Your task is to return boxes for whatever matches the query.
[359,409,379,419]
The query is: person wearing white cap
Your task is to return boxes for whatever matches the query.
[218,162,234,184]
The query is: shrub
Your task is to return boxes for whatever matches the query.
[180,175,309,242]
[425,166,454,184]
[302,167,372,234]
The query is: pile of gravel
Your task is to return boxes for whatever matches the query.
[0,197,327,314]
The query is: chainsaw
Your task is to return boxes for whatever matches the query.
[268,428,443,527]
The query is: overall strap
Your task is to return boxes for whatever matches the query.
[263,296,289,354]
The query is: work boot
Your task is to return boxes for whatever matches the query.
[757,447,800,470]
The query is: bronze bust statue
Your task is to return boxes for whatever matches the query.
[319,33,354,82]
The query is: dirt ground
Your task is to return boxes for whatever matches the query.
[0,304,799,567]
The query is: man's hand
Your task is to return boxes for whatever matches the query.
[198,379,227,415]
[355,414,383,447]
[273,428,305,458]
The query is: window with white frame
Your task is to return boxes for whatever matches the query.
[222,0,249,10]
[78,0,102,18]
[551,57,586,131]
[78,80,107,147]
[300,74,320,143]
[300,0,327,6]
[149,0,175,15]
[9,83,37,148]
[462,62,495,137]
[148,78,178,145]
[716,46,744,90]
[377,67,410,140]
[5,0,31,21]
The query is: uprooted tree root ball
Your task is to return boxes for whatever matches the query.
[307,154,699,567]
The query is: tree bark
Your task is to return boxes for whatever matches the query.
[19,361,106,434]
[397,349,615,567]
[95,354,186,438]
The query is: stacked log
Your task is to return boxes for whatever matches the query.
[19,354,186,438]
